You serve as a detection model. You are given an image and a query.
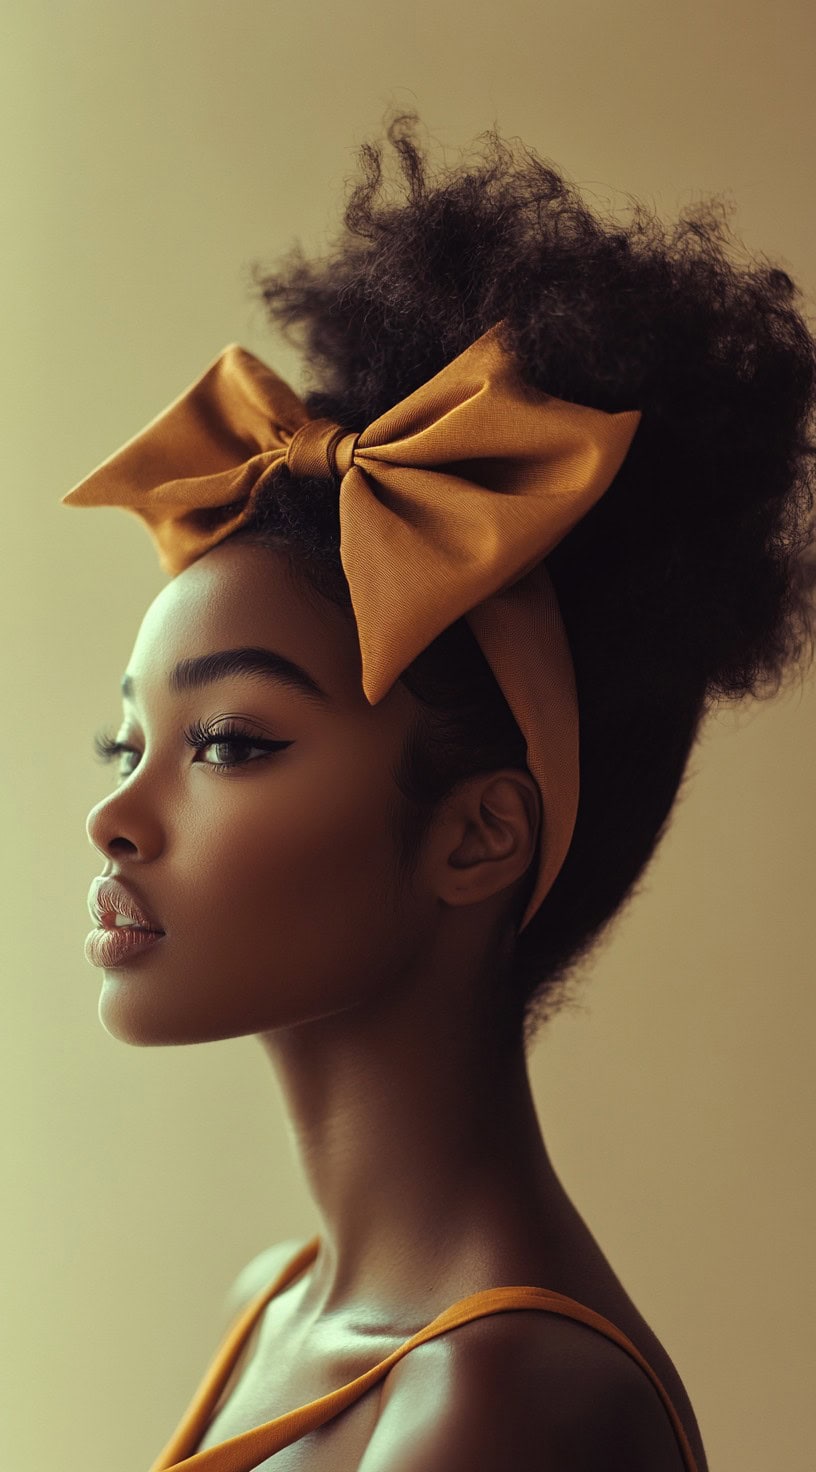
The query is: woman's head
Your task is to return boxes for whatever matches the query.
[86,535,541,1048]
[87,116,816,1050]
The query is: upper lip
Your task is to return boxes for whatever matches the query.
[88,877,165,932]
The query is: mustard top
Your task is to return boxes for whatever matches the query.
[148,1236,700,1471]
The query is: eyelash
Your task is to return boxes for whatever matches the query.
[92,718,291,777]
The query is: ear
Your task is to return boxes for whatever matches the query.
[435,768,542,916]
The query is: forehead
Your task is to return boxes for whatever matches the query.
[126,540,364,704]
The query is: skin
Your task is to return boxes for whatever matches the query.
[85,535,703,1468]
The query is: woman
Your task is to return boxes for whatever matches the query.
[64,120,815,1471]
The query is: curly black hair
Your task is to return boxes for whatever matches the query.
[225,116,816,1048]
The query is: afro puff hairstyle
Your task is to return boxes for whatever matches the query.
[225,116,816,1047]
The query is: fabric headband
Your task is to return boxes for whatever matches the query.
[61,323,642,933]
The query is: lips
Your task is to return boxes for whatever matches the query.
[88,876,165,933]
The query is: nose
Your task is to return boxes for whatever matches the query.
[85,788,163,863]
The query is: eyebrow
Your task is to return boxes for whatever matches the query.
[120,646,331,705]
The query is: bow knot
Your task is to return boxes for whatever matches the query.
[285,419,359,481]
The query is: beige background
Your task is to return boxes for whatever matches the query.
[2,2,814,1469]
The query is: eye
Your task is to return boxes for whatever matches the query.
[92,719,292,778]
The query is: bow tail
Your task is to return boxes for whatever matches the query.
[465,560,579,932]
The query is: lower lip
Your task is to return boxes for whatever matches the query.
[84,926,166,968]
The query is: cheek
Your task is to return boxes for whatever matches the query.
[96,757,418,1047]
[173,756,405,995]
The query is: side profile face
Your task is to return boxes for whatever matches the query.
[85,538,539,1048]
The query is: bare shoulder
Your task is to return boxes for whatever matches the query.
[359,1310,698,1472]
[221,1235,308,1321]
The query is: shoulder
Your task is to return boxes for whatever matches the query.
[359,1310,691,1472]
[221,1235,308,1321]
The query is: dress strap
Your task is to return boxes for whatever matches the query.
[150,1236,701,1472]
[147,1237,319,1472]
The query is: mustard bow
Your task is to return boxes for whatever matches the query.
[62,324,641,931]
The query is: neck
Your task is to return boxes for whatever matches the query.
[258,977,573,1325]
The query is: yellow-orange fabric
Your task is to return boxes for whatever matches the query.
[148,1236,700,1472]
[61,325,641,930]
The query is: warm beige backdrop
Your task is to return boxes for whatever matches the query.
[3,2,814,1469]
